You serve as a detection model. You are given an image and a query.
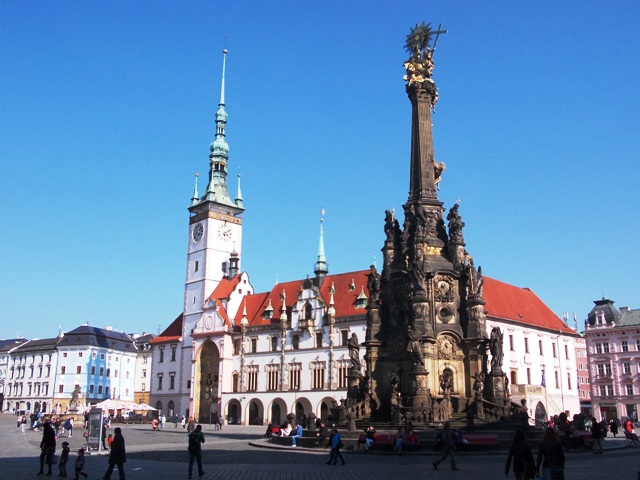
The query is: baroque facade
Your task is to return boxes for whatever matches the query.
[149,34,580,426]
[585,299,640,422]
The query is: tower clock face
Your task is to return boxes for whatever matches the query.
[193,223,204,242]
[218,223,232,241]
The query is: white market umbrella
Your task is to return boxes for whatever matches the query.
[133,402,157,412]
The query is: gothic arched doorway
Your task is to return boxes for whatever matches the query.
[271,401,282,425]
[249,400,262,425]
[197,340,220,423]
[535,401,547,428]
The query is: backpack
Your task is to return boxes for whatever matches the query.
[188,431,199,450]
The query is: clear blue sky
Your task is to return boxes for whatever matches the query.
[1,1,638,340]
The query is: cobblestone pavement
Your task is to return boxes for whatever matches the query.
[3,414,637,480]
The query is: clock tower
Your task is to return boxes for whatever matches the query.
[184,48,245,329]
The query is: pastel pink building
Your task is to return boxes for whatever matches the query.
[585,299,640,422]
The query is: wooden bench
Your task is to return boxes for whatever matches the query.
[461,433,500,451]
[624,430,640,447]
[357,433,396,450]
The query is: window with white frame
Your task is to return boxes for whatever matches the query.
[270,336,279,353]
[623,362,631,374]
[288,363,301,391]
[622,340,629,352]
[311,361,326,390]
[607,385,614,396]
[599,385,606,396]
[626,384,633,395]
[266,364,280,391]
[603,342,610,353]
[337,360,350,389]
[595,343,602,354]
[247,365,258,391]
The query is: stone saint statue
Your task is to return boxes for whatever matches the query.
[490,327,504,371]
[447,203,465,243]
[68,385,81,410]
[407,329,424,366]
[473,372,485,399]
[348,333,361,370]
[367,265,381,304]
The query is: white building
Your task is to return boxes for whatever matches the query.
[148,49,580,426]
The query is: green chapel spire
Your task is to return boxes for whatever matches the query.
[314,208,328,286]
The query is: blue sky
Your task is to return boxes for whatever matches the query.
[1,1,638,340]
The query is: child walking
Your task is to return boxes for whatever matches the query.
[74,449,88,479]
[58,441,70,477]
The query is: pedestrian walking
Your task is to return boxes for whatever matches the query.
[591,420,604,454]
[609,419,618,437]
[102,426,126,480]
[58,441,70,477]
[505,429,535,480]
[37,421,56,476]
[325,428,345,466]
[74,449,88,479]
[187,424,206,479]
[187,416,195,433]
[433,422,460,471]
[536,427,565,480]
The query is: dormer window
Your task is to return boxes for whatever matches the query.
[263,299,274,319]
[355,287,368,309]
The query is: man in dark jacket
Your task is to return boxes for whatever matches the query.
[102,427,126,479]
[188,424,206,478]
[591,420,604,453]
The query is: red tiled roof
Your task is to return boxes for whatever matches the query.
[236,271,370,327]
[208,276,242,302]
[233,292,270,327]
[484,277,574,334]
[150,314,182,344]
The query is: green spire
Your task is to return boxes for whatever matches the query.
[314,208,328,283]
[235,172,243,208]
[201,48,241,209]
[190,173,199,206]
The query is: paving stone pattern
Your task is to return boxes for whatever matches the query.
[2,414,635,480]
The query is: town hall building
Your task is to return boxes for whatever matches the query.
[150,35,580,426]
